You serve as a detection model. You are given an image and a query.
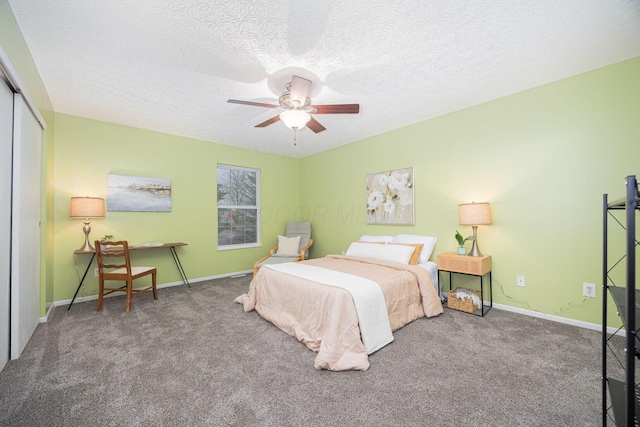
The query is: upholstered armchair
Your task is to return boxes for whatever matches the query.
[253,222,313,276]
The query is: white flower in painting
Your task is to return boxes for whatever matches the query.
[397,188,413,207]
[387,171,409,191]
[377,174,388,189]
[383,197,396,214]
[367,190,384,210]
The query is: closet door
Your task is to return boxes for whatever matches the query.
[0,76,12,371]
[10,94,41,360]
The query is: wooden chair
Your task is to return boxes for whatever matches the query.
[253,222,313,276]
[94,240,157,312]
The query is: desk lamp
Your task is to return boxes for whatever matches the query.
[458,202,492,257]
[70,196,105,252]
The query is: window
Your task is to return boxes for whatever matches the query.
[217,164,260,249]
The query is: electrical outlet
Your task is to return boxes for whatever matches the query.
[94,268,98,277]
[516,275,525,287]
[583,283,596,298]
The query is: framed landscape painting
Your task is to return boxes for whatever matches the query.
[365,167,414,225]
[107,174,172,212]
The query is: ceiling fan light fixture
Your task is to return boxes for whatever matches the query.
[279,109,311,130]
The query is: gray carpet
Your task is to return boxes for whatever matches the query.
[0,276,617,426]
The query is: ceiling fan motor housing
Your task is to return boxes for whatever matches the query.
[279,91,311,110]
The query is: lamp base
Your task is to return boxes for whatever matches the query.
[77,221,95,252]
[467,225,483,257]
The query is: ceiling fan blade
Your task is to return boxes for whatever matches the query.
[289,76,312,107]
[255,115,281,128]
[310,104,360,114]
[227,99,279,109]
[306,117,326,133]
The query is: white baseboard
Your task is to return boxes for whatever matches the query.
[46,269,253,317]
[39,303,56,323]
[491,302,623,336]
[439,292,619,336]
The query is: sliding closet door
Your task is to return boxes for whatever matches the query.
[0,76,13,371]
[10,94,41,360]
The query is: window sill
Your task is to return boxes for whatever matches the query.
[217,243,262,251]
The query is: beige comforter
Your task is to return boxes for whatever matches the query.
[235,255,443,371]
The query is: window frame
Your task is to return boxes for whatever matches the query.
[216,163,261,250]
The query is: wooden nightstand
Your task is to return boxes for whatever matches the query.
[437,252,492,316]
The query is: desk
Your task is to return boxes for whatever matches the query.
[69,242,189,310]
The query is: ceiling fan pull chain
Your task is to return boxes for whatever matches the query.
[293,128,297,146]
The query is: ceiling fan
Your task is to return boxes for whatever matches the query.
[227,75,360,136]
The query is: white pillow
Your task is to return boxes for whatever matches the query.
[392,234,438,264]
[345,241,415,265]
[276,235,300,256]
[358,235,394,243]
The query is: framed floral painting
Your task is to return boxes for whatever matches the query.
[365,167,414,225]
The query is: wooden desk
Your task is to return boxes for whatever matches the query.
[69,242,189,310]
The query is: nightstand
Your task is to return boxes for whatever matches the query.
[437,252,492,316]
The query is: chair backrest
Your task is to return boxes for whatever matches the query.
[95,240,131,275]
[285,222,311,251]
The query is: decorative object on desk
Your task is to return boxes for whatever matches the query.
[107,174,171,212]
[458,202,492,257]
[365,167,414,225]
[70,196,105,252]
[454,230,472,255]
[99,235,114,249]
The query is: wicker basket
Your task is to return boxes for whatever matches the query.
[447,287,481,313]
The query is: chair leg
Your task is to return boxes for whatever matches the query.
[152,270,158,300]
[126,279,133,312]
[97,278,104,311]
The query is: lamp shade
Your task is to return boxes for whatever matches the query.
[279,109,311,130]
[459,202,492,225]
[70,197,105,218]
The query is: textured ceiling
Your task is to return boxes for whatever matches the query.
[7,0,640,158]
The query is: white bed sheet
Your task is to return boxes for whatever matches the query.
[417,261,438,294]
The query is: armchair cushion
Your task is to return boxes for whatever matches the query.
[253,222,313,276]
[286,222,311,252]
[276,235,301,255]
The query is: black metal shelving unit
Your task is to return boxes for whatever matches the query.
[603,175,640,426]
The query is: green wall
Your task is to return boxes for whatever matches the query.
[53,114,300,302]
[299,56,640,325]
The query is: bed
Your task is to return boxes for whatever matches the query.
[235,236,444,371]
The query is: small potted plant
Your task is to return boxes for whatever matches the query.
[455,230,472,255]
[99,234,114,249]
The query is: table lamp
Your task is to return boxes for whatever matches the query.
[70,196,105,252]
[459,202,492,257]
